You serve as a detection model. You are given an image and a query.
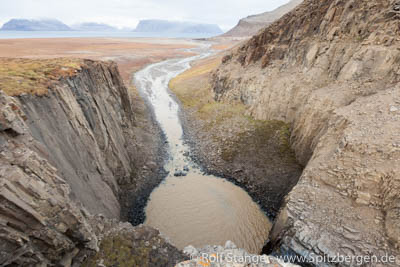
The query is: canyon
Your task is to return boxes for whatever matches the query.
[1,0,400,266]
[0,39,285,266]
[0,46,292,266]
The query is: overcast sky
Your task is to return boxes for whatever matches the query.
[0,0,291,31]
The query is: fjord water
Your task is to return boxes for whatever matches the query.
[134,45,271,254]
[0,31,218,39]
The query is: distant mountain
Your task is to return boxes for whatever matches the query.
[120,27,135,32]
[71,22,118,32]
[134,20,223,35]
[0,19,71,31]
[222,0,303,37]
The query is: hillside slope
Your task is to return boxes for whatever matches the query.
[212,0,400,264]
[222,0,302,37]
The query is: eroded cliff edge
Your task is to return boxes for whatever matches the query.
[212,0,400,264]
[0,58,183,266]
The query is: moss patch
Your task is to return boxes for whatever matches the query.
[85,235,141,266]
[0,58,83,96]
[220,120,297,164]
[83,227,187,267]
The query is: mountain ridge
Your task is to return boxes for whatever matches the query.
[1,18,71,31]
[222,0,302,37]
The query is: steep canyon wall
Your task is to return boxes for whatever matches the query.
[0,59,173,266]
[212,0,400,264]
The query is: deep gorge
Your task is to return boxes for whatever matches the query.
[0,54,304,266]
[134,48,281,254]
[1,0,400,266]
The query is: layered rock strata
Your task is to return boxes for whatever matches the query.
[0,59,170,266]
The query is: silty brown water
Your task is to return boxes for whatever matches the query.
[134,44,271,254]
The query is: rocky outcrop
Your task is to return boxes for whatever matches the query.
[221,0,302,38]
[16,60,138,218]
[0,59,170,265]
[212,0,400,265]
[177,241,298,267]
[0,91,98,265]
[83,222,188,267]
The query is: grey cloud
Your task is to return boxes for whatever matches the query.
[0,0,291,31]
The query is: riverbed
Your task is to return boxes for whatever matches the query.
[134,44,271,254]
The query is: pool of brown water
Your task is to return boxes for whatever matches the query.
[135,44,271,254]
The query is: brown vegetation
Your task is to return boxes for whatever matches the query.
[0,38,196,87]
[0,58,83,96]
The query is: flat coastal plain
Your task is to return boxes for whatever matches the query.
[0,37,200,84]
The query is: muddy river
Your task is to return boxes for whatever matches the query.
[134,44,271,254]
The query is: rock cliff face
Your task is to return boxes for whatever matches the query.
[0,59,175,266]
[221,0,302,38]
[212,0,400,264]
[0,91,99,265]
[14,60,137,219]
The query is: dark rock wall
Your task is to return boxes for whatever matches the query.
[18,60,136,218]
[0,60,169,266]
[0,91,99,266]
